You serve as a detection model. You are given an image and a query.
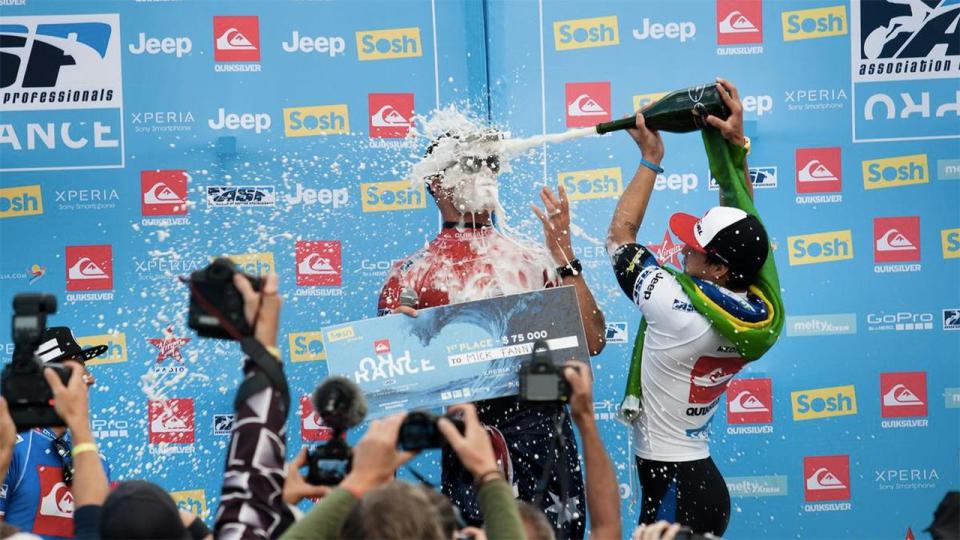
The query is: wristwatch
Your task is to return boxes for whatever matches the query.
[556,258,582,279]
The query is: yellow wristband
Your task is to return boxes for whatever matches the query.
[265,346,281,359]
[71,442,98,458]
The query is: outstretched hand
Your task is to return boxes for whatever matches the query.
[339,414,416,497]
[705,77,745,146]
[532,185,575,267]
[283,447,331,505]
[43,361,90,430]
[438,403,499,479]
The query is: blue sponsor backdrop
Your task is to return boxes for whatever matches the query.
[0,0,958,538]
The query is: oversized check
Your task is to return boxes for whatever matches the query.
[322,286,589,419]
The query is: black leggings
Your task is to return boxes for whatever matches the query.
[636,456,731,536]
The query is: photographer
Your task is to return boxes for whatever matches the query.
[0,328,111,540]
[213,272,297,538]
[279,404,524,540]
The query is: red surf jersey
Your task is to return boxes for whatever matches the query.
[377,226,558,312]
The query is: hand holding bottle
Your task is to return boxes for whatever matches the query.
[705,78,745,146]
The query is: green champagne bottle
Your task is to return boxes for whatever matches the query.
[595,83,730,134]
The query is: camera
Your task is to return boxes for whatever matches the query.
[2,293,71,430]
[518,340,570,403]
[185,257,262,340]
[306,438,352,486]
[305,377,367,486]
[398,410,466,452]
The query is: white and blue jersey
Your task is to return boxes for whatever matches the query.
[0,429,111,540]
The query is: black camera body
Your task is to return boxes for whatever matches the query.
[518,341,570,403]
[306,437,352,486]
[186,257,262,340]
[2,293,70,430]
[398,410,466,452]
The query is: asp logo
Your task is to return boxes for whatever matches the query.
[65,245,113,291]
[283,105,349,137]
[727,378,773,424]
[295,240,342,287]
[788,230,854,265]
[300,395,334,441]
[874,216,921,263]
[213,16,260,62]
[0,185,43,218]
[796,147,842,193]
[604,322,628,344]
[553,15,620,51]
[880,372,927,418]
[360,180,426,212]
[559,167,622,200]
[565,82,611,127]
[0,14,124,172]
[148,398,195,444]
[141,170,188,216]
[942,227,960,259]
[782,5,847,41]
[368,93,414,138]
[76,332,127,365]
[862,154,928,190]
[289,331,325,362]
[709,166,778,190]
[355,27,421,61]
[791,384,858,421]
[804,455,850,502]
[853,0,960,83]
[206,186,276,207]
[716,0,764,45]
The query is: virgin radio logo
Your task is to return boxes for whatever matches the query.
[565,82,611,127]
[716,0,764,46]
[726,378,773,425]
[141,170,188,216]
[795,147,842,198]
[300,395,333,441]
[295,240,342,289]
[65,245,112,292]
[368,93,414,138]
[803,455,851,506]
[874,217,921,272]
[881,372,928,421]
[213,16,261,68]
[148,398,195,444]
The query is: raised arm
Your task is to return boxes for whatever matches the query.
[607,113,665,253]
[564,362,621,540]
[533,185,606,355]
[705,78,753,204]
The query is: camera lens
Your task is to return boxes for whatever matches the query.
[207,260,231,280]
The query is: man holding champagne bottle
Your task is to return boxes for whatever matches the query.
[605,78,785,536]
